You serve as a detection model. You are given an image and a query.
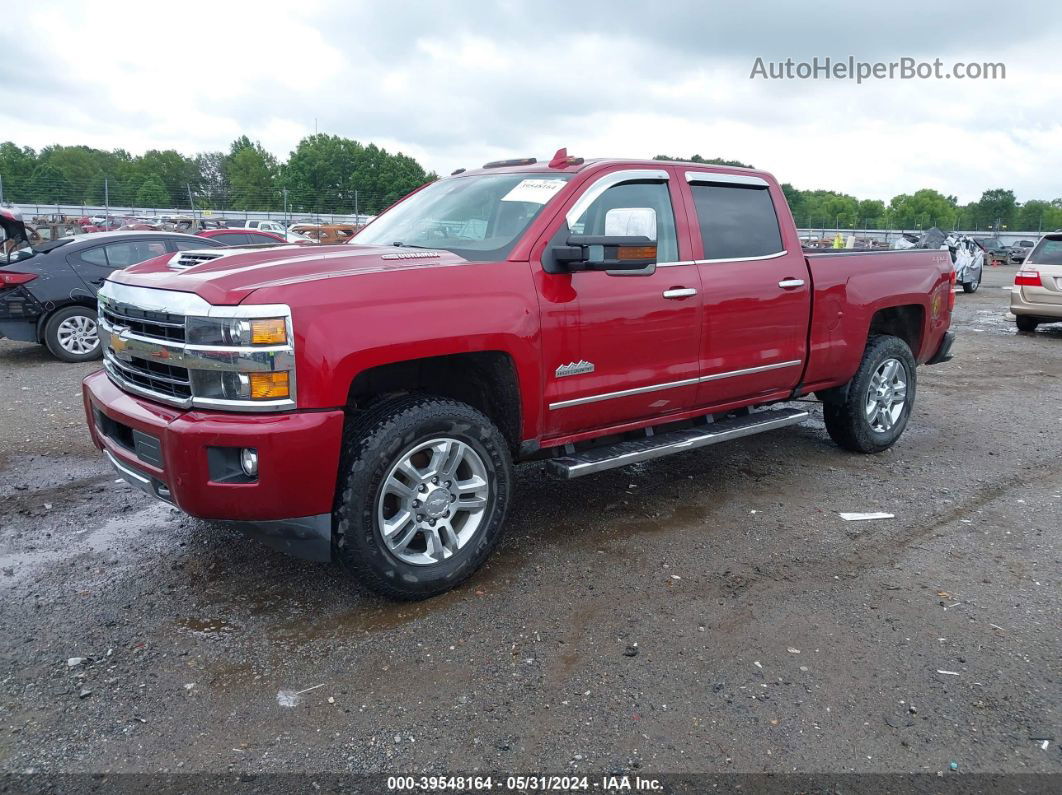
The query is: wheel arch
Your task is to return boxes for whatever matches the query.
[36,297,98,343]
[867,304,925,360]
[345,351,522,455]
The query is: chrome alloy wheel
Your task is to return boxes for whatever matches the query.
[376,437,491,566]
[865,358,908,433]
[56,315,99,355]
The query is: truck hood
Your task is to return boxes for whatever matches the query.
[108,244,471,304]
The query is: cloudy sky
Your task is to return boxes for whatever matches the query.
[3,0,1061,203]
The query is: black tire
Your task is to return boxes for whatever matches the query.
[823,335,917,454]
[334,395,513,600]
[44,306,103,362]
[1015,315,1039,333]
[962,269,981,293]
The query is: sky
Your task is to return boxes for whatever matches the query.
[2,0,1061,204]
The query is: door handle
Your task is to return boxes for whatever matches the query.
[778,278,805,288]
[662,287,697,299]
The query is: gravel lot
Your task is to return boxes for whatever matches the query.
[1,265,1059,777]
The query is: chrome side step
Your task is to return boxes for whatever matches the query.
[546,407,809,479]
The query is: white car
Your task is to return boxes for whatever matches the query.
[243,220,287,236]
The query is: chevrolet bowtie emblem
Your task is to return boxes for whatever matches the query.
[555,360,595,378]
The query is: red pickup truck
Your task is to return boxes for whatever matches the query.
[82,152,956,599]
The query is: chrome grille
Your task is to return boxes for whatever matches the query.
[101,303,186,343]
[97,282,296,412]
[104,353,192,400]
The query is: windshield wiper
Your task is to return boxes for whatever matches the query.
[391,241,432,249]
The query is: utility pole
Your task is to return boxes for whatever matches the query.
[187,184,197,224]
[0,173,5,204]
[283,188,289,226]
[104,178,109,219]
[354,190,359,224]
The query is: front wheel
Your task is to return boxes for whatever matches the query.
[823,335,917,454]
[962,268,981,293]
[334,395,512,600]
[44,306,102,362]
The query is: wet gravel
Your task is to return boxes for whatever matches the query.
[0,266,1059,776]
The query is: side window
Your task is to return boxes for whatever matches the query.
[213,233,250,246]
[569,181,678,263]
[102,240,168,268]
[80,246,109,266]
[690,183,784,260]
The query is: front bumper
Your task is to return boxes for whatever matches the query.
[83,370,345,561]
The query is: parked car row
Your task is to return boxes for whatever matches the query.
[0,226,230,361]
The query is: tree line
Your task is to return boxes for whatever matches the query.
[655,155,1062,232]
[2,141,1059,232]
[0,135,436,216]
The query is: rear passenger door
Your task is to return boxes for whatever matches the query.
[683,171,811,407]
[68,238,170,290]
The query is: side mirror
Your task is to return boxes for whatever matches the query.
[553,235,657,272]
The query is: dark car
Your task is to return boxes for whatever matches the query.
[1008,239,1035,265]
[0,230,224,362]
[974,237,1010,265]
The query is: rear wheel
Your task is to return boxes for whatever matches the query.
[44,306,102,362]
[1015,315,1039,333]
[823,335,917,454]
[334,395,512,600]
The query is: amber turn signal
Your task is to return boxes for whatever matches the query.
[617,245,657,260]
[249,318,287,345]
[249,371,290,400]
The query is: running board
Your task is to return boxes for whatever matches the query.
[546,408,810,479]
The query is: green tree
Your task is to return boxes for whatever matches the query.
[0,142,38,201]
[282,134,432,214]
[888,189,958,229]
[26,164,68,204]
[968,188,1017,230]
[223,140,277,211]
[134,175,170,208]
[1014,199,1062,233]
[135,149,200,207]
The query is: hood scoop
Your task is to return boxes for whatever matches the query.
[167,248,257,272]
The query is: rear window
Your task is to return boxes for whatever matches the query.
[1027,237,1062,266]
[690,183,784,260]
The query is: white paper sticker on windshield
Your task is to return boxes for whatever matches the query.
[501,178,567,204]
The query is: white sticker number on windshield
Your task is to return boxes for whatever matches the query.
[501,179,567,205]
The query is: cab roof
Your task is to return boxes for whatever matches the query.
[453,155,767,180]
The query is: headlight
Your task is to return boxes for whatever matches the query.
[186,316,288,346]
[191,370,292,401]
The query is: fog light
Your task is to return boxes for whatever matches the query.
[240,447,258,477]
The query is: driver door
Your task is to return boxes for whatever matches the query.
[535,167,702,438]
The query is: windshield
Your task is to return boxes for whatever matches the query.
[355,173,572,261]
[1027,236,1062,266]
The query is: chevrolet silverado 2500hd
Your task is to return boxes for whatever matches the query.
[83,151,956,599]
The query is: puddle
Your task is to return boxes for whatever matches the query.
[175,617,239,637]
[0,502,178,586]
